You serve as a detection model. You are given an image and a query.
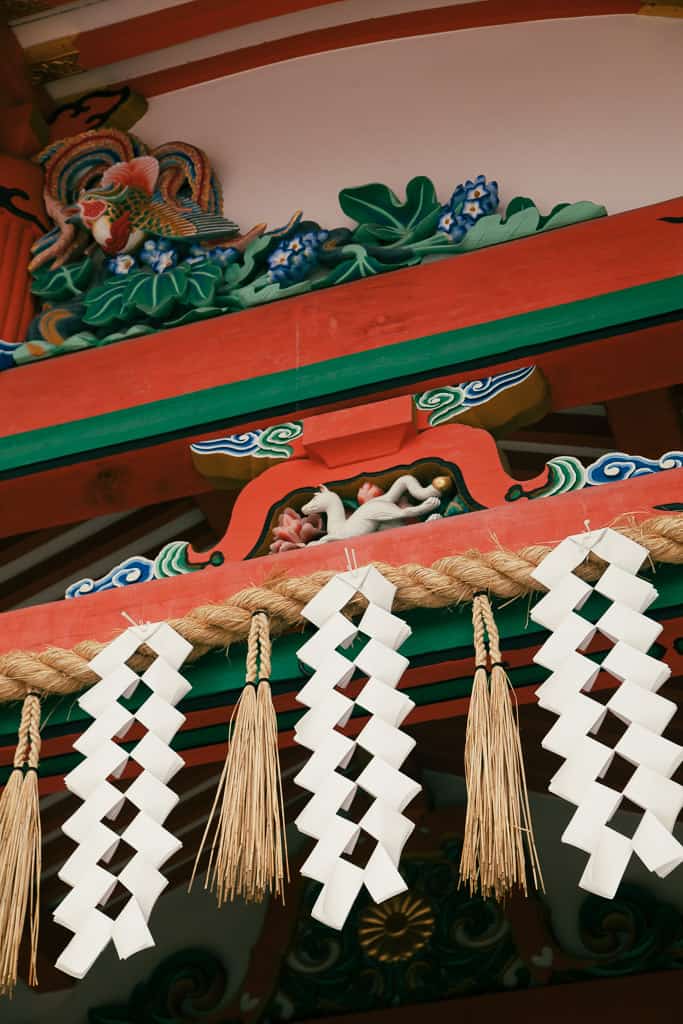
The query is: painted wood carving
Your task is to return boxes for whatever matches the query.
[64,386,683,596]
[1,127,607,371]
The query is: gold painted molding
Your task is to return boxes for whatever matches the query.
[24,36,83,85]
[639,2,683,16]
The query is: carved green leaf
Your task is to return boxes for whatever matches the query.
[314,244,418,288]
[125,266,188,317]
[539,200,607,231]
[226,277,312,309]
[31,257,93,301]
[340,176,440,246]
[98,323,156,345]
[82,273,142,326]
[182,261,223,308]
[222,235,271,289]
[164,305,228,327]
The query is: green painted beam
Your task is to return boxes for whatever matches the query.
[2,275,682,477]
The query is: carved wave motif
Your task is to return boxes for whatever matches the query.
[586,451,683,486]
[254,421,303,458]
[415,367,535,426]
[65,555,155,598]
[190,430,263,457]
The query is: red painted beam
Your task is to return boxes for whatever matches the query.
[0,469,678,658]
[0,319,678,540]
[56,0,344,71]
[121,1,640,99]
[2,198,681,438]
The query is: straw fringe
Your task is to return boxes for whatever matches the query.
[480,596,543,901]
[0,694,42,996]
[459,596,543,901]
[459,598,492,894]
[189,614,288,904]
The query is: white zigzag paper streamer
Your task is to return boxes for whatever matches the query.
[55,622,192,979]
[294,565,420,929]
[530,527,683,899]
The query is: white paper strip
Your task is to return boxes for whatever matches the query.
[531,527,680,900]
[615,723,683,776]
[310,860,365,930]
[535,652,600,714]
[118,853,169,921]
[622,766,683,832]
[57,623,191,979]
[631,811,683,878]
[541,693,606,759]
[356,677,414,726]
[297,652,355,706]
[78,664,140,718]
[531,574,593,631]
[112,897,156,960]
[295,773,357,839]
[297,612,358,669]
[596,602,661,653]
[562,782,622,854]
[55,908,115,981]
[594,564,657,613]
[295,565,419,930]
[533,612,596,672]
[601,641,671,692]
[579,826,633,900]
[606,681,676,733]
[354,639,409,688]
[357,604,412,651]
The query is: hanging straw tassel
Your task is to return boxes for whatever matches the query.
[0,692,42,996]
[190,612,289,904]
[459,596,493,896]
[478,594,543,901]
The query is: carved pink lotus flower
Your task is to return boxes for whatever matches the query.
[357,482,384,504]
[270,507,324,553]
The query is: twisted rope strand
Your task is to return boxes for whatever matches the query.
[0,514,680,702]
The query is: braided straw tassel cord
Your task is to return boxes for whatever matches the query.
[189,613,289,904]
[479,594,543,901]
[0,693,42,995]
[459,596,493,895]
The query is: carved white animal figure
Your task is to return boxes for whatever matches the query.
[301,475,442,544]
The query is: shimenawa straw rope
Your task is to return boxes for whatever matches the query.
[0,514,680,703]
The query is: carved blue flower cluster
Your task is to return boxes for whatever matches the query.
[139,238,178,273]
[185,243,239,267]
[268,229,329,284]
[105,253,137,275]
[437,174,499,243]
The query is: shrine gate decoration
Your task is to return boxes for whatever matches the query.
[530,527,683,899]
[55,622,192,979]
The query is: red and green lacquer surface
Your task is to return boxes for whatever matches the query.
[0,196,681,536]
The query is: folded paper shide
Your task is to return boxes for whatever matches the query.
[55,622,192,980]
[530,526,683,900]
[294,565,420,930]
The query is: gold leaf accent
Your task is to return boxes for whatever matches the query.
[24,36,83,85]
[358,892,435,963]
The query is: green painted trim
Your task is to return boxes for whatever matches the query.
[2,275,682,476]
